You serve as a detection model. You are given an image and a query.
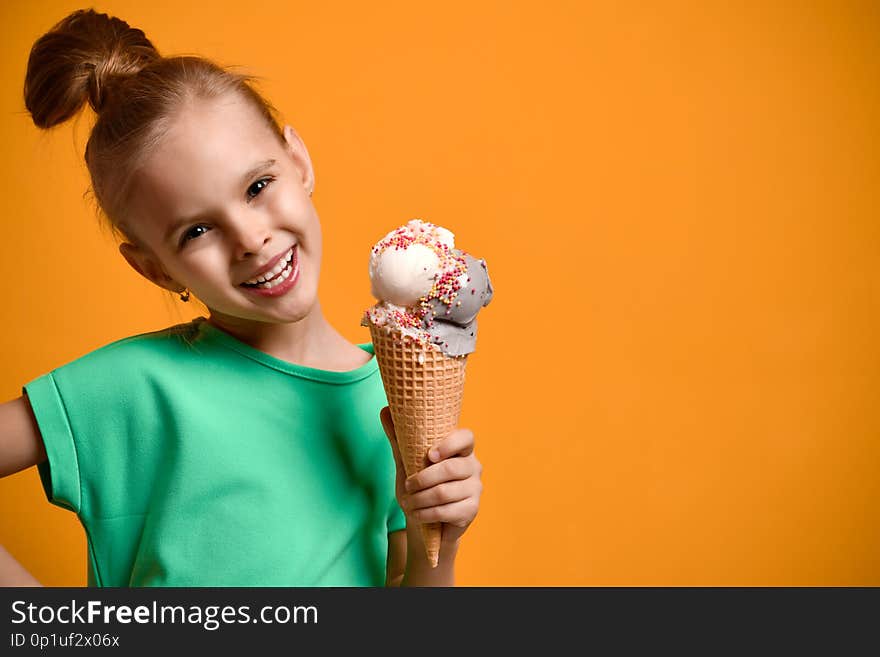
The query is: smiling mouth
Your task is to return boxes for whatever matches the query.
[240,247,296,289]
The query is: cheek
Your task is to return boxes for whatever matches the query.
[184,252,226,283]
[308,219,323,260]
[271,187,300,225]
[271,188,322,252]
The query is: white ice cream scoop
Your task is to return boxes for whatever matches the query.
[369,242,440,306]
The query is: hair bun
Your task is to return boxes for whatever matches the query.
[24,9,160,128]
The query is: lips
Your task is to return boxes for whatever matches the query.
[240,250,300,297]
[239,246,296,285]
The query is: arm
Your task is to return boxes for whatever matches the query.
[0,545,42,586]
[0,395,46,586]
[385,530,406,586]
[0,395,46,478]
[381,407,482,587]
[385,529,460,587]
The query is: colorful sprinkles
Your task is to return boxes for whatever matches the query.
[364,219,470,351]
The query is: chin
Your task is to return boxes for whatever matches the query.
[256,294,319,325]
[276,298,317,324]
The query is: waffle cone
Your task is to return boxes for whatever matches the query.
[368,322,467,568]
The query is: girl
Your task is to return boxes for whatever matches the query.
[0,8,482,587]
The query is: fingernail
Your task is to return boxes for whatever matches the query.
[405,478,415,492]
[428,448,440,461]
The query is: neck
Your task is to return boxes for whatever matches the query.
[206,300,345,366]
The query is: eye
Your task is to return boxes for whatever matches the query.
[247,176,274,201]
[181,224,210,245]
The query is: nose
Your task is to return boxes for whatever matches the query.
[230,210,272,259]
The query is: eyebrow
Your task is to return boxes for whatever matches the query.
[163,158,277,245]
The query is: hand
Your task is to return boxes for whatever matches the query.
[380,406,483,545]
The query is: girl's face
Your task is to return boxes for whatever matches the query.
[120,93,321,330]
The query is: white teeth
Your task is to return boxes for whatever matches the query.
[250,262,294,289]
[243,248,294,285]
[269,258,286,277]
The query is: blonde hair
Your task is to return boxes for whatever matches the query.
[24,8,284,245]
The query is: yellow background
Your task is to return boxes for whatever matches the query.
[1,0,878,585]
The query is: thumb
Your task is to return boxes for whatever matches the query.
[380,405,396,442]
[380,406,405,486]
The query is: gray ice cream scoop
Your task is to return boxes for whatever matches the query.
[421,252,493,356]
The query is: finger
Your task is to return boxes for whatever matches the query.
[380,407,405,487]
[380,406,396,441]
[411,498,478,526]
[406,456,474,492]
[426,428,475,463]
[404,479,476,511]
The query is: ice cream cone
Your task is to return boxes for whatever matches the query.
[368,321,467,568]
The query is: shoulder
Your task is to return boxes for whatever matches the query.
[48,319,205,379]
[97,319,203,353]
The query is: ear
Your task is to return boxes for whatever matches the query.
[282,125,316,197]
[118,242,184,293]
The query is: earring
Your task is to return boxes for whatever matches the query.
[179,289,191,302]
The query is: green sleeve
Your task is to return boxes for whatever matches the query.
[23,373,82,514]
